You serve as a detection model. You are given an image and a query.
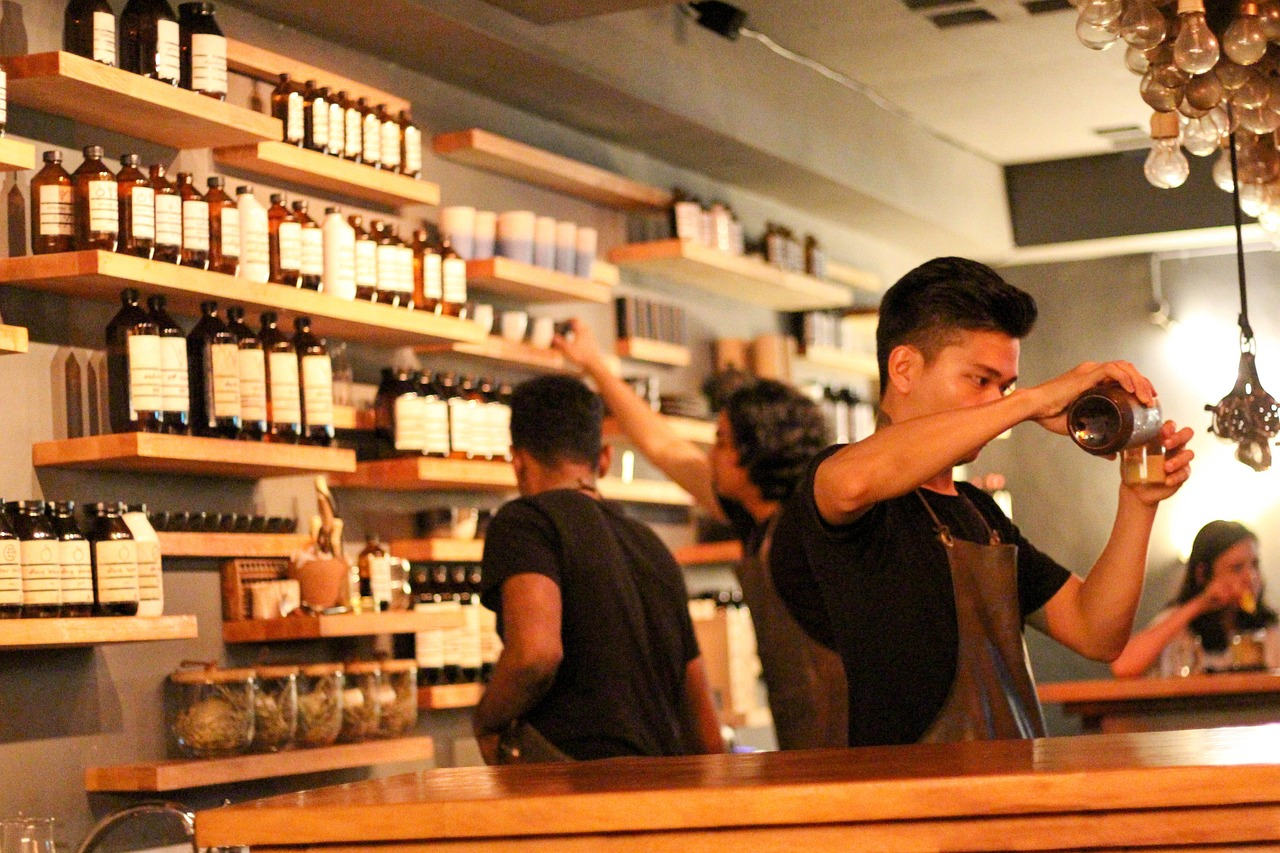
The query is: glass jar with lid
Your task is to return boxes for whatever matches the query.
[168,664,256,758]
[251,664,298,752]
[295,662,343,747]
[339,660,382,743]
[376,658,418,738]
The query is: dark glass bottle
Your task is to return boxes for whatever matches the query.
[259,312,301,444]
[412,227,442,313]
[376,102,401,172]
[455,564,480,684]
[494,382,513,461]
[116,153,154,259]
[73,145,118,251]
[356,535,391,613]
[473,376,497,460]
[120,0,180,84]
[448,374,475,459]
[8,501,60,618]
[440,236,467,316]
[268,193,301,286]
[399,109,421,178]
[147,294,190,434]
[293,316,334,447]
[325,88,344,162]
[86,502,140,616]
[350,215,378,300]
[186,300,242,439]
[0,506,20,619]
[106,287,163,433]
[205,176,239,275]
[270,73,305,146]
[302,79,329,154]
[65,0,118,66]
[149,163,182,264]
[47,501,93,618]
[358,96,380,168]
[439,563,461,684]
[338,90,361,161]
[175,172,209,268]
[177,1,226,99]
[421,372,452,458]
[292,200,323,290]
[374,366,423,457]
[31,150,75,255]
[226,306,267,441]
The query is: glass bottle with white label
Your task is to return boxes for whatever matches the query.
[446,373,473,459]
[146,294,190,435]
[259,312,301,444]
[206,177,239,275]
[177,1,226,100]
[326,89,345,162]
[399,109,422,178]
[187,300,242,439]
[149,163,182,263]
[122,503,163,617]
[376,102,401,172]
[73,145,118,251]
[271,73,305,147]
[322,207,356,299]
[46,501,93,618]
[374,367,423,457]
[0,507,21,619]
[494,382,513,461]
[31,150,75,255]
[116,153,154,259]
[175,172,209,269]
[440,236,467,317]
[7,501,61,618]
[106,287,163,433]
[268,193,301,287]
[421,372,452,458]
[303,80,329,154]
[226,306,267,441]
[86,502,139,616]
[237,186,270,283]
[120,0,179,85]
[358,96,380,168]
[293,316,334,447]
[292,200,324,290]
[339,90,361,162]
[349,214,378,301]
[65,0,117,66]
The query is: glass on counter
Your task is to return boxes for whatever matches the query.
[251,664,298,752]
[339,660,381,743]
[295,662,343,747]
[376,658,418,738]
[169,665,256,758]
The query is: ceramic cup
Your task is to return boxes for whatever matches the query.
[439,206,476,260]
[533,215,557,269]
[470,302,495,336]
[496,210,536,264]
[473,210,497,259]
[500,310,529,342]
[574,226,598,278]
[554,220,578,275]
[529,316,556,349]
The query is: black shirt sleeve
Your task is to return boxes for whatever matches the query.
[480,498,563,614]
[769,450,840,650]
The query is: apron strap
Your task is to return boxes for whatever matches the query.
[916,489,1001,546]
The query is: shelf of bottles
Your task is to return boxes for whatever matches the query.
[603,415,716,446]
[157,531,311,558]
[415,336,569,373]
[608,240,856,312]
[1,52,280,150]
[0,137,36,172]
[796,345,878,380]
[32,432,355,478]
[390,538,485,563]
[0,615,198,649]
[0,323,29,355]
[615,337,691,367]
[465,257,616,305]
[418,682,483,710]
[0,252,486,349]
[222,608,464,644]
[84,734,435,792]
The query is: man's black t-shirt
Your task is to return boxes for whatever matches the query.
[770,445,1072,747]
[481,489,701,760]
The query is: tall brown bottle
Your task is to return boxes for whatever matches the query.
[268,193,301,286]
[292,199,323,290]
[339,90,361,161]
[358,96,380,168]
[73,145,118,251]
[0,510,18,619]
[119,0,179,84]
[259,312,301,443]
[302,79,329,154]
[149,164,182,263]
[86,502,139,616]
[187,300,241,439]
[399,109,422,178]
[205,175,239,275]
[47,501,93,618]
[64,0,118,66]
[413,227,442,313]
[270,73,305,147]
[226,306,267,440]
[146,294,189,434]
[30,150,74,255]
[106,287,163,433]
[8,501,61,618]
[440,235,467,317]
[175,172,209,268]
[325,87,344,161]
[293,316,334,446]
[376,102,401,173]
[350,214,378,300]
[115,153,154,259]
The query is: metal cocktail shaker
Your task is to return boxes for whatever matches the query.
[1067,383,1165,484]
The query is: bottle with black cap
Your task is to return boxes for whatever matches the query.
[226,306,267,441]
[187,300,242,439]
[72,145,118,251]
[293,316,334,446]
[0,504,20,619]
[106,287,163,433]
[7,500,59,618]
[260,311,301,443]
[47,501,93,618]
[86,502,139,616]
[146,294,190,434]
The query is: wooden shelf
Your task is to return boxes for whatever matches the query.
[417,335,568,373]
[0,137,36,171]
[597,477,691,506]
[433,128,673,211]
[608,240,855,311]
[222,609,464,643]
[0,252,485,349]
[0,615,198,649]
[0,323,29,355]
[466,256,615,304]
[85,734,435,792]
[157,532,311,558]
[226,39,411,114]
[616,337,691,367]
[2,52,280,149]
[603,415,715,446]
[825,259,884,294]
[673,540,743,567]
[796,345,879,380]
[332,456,517,492]
[213,142,439,209]
[33,433,355,478]
[390,538,485,563]
[418,682,483,710]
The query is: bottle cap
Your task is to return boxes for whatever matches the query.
[291,199,307,210]
[42,150,62,163]
[120,153,140,167]
[48,500,75,514]
[125,502,148,514]
[236,185,253,194]
[200,300,219,314]
[325,206,339,215]
[226,305,244,322]
[4,500,45,513]
[207,176,224,188]
[178,1,217,13]
[121,287,140,304]
[82,145,104,159]
[147,294,168,310]
[270,193,284,204]
[294,315,312,329]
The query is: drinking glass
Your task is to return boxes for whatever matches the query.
[2,817,56,853]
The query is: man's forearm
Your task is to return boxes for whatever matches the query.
[472,659,557,737]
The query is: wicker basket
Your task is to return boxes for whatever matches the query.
[221,557,290,621]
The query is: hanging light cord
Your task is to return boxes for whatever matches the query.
[1226,124,1256,348]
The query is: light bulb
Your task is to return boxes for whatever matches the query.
[1126,43,1152,74]
[1077,15,1121,49]
[1233,69,1271,108]
[1224,4,1268,65]
[1145,138,1191,187]
[1185,70,1226,110]
[1213,147,1236,191]
[1141,66,1184,110]
[1079,0,1124,25]
[1120,0,1168,48]
[1239,103,1280,132]
[1183,111,1226,155]
[1179,97,1211,118]
[1173,0,1221,74]
[1260,0,1280,39]
[1239,180,1268,214]
[1216,59,1252,90]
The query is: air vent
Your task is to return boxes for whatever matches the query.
[929,8,998,27]
[1022,0,1073,13]
[1094,124,1150,150]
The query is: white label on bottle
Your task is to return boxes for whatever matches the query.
[442,256,467,305]
[362,112,380,164]
[422,253,442,300]
[369,554,392,607]
[88,179,118,234]
[403,124,421,175]
[19,540,60,605]
[220,206,240,259]
[128,333,163,414]
[156,18,180,82]
[160,335,189,413]
[495,402,511,459]
[461,603,482,669]
[300,227,324,275]
[414,605,446,668]
[423,397,451,455]
[328,101,344,154]
[38,185,73,237]
[354,238,377,286]
[132,539,161,599]
[380,119,401,168]
[301,354,333,428]
[190,33,227,95]
[0,539,19,606]
[286,92,304,143]
[59,539,93,605]
[238,348,267,421]
[448,397,470,456]
[211,341,241,418]
[311,98,329,148]
[92,11,116,65]
[376,243,404,292]
[129,185,155,241]
[277,220,302,270]
[399,245,415,296]
[154,192,181,249]
[94,539,139,603]
[268,351,301,424]
[345,107,362,159]
[182,199,209,251]
[394,393,426,452]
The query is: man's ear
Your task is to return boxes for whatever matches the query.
[597,444,613,478]
[886,344,924,396]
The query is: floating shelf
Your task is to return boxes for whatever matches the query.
[418,682,483,710]
[390,538,485,563]
[603,415,715,446]
[598,477,691,505]
[2,52,280,149]
[223,609,464,643]
[84,734,435,792]
[796,345,879,380]
[433,128,673,211]
[0,615,198,649]
[32,433,355,478]
[673,540,743,567]
[213,142,439,209]
[608,240,855,312]
[0,252,485,349]
[466,257,615,304]
[825,259,884,295]
[416,335,568,373]
[0,323,29,355]
[615,337,691,367]
[226,38,411,114]
[157,532,311,558]
[0,137,36,171]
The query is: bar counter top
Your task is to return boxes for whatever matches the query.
[197,725,1280,851]
[1039,672,1280,734]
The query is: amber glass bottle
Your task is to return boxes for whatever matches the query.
[149,163,181,263]
[73,145,118,251]
[399,109,422,178]
[106,287,163,433]
[86,502,140,616]
[47,501,93,618]
[226,306,267,440]
[339,90,361,161]
[377,102,401,172]
[268,193,301,286]
[115,153,154,259]
[271,73,305,146]
[0,510,18,619]
[205,175,239,275]
[259,312,301,444]
[302,80,329,154]
[440,236,467,317]
[293,316,334,447]
[358,96,380,168]
[175,172,209,268]
[147,294,190,435]
[187,301,241,439]
[65,0,117,65]
[292,199,323,290]
[350,214,378,300]
[119,0,179,84]
[8,501,61,618]
[31,150,75,255]
[177,1,226,100]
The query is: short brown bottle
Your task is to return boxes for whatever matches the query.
[271,73,305,146]
[292,199,323,290]
[31,150,75,255]
[205,175,239,275]
[86,502,139,616]
[350,214,378,300]
[73,145,119,251]
[176,172,209,269]
[115,153,155,259]
[259,311,301,444]
[293,315,334,447]
[358,96,380,168]
[399,109,422,178]
[268,193,301,286]
[149,163,182,263]
[302,79,330,154]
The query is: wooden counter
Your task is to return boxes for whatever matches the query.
[1039,671,1280,734]
[196,725,1280,851]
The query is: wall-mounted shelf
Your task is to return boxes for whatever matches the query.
[0,252,485,349]
[0,615,198,649]
[226,38,411,114]
[615,337,690,367]
[418,683,483,710]
[390,538,485,563]
[33,433,355,478]
[416,335,568,373]
[609,240,855,311]
[222,609,463,643]
[796,345,879,380]
[0,137,36,171]
[213,142,439,209]
[2,52,280,149]
[603,415,716,446]
[84,734,435,792]
[157,532,311,558]
[598,477,691,505]
[825,259,883,295]
[673,540,743,567]
[0,323,29,355]
[466,257,615,304]
[433,128,673,211]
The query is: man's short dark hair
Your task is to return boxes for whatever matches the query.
[876,257,1038,392]
[510,375,603,466]
[725,380,829,502]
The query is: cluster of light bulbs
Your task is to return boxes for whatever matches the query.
[1076,0,1280,229]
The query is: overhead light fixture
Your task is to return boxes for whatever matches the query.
[687,1,747,39]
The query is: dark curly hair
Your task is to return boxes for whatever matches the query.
[725,380,829,502]
[509,375,603,467]
[1175,520,1275,653]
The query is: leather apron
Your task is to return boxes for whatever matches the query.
[916,490,1047,742]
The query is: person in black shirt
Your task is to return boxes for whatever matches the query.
[474,374,722,763]
[771,257,1195,747]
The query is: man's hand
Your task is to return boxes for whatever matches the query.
[1123,420,1194,507]
[552,317,605,371]
[1024,360,1159,435]
[477,731,501,765]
